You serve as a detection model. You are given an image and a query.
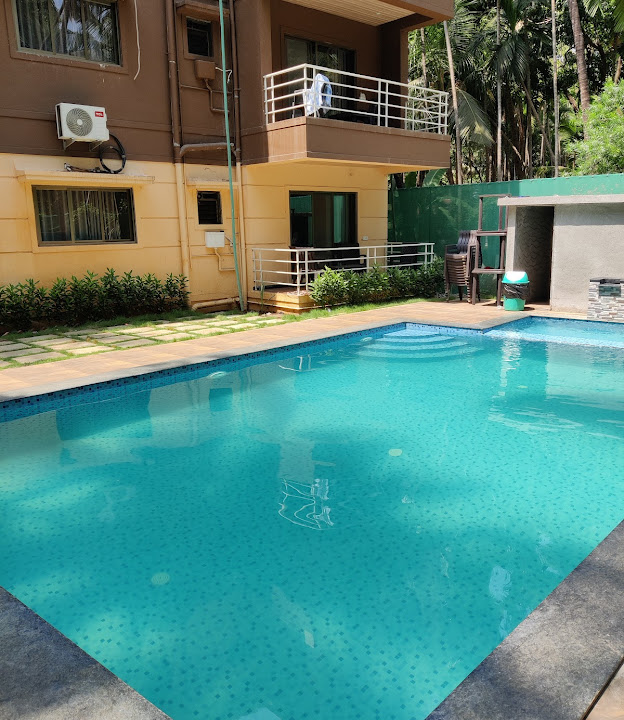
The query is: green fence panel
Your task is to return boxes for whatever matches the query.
[389,172,624,268]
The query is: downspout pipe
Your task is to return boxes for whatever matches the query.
[219,0,245,312]
[229,0,248,306]
[166,0,192,285]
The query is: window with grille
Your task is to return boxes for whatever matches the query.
[14,0,121,64]
[197,191,222,225]
[187,17,213,57]
[34,187,136,244]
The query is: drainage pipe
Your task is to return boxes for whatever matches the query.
[180,142,234,157]
[166,0,192,283]
[218,0,245,312]
[192,297,240,311]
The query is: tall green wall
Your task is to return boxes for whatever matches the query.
[389,173,624,269]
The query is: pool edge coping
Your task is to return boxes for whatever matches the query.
[425,519,624,720]
[0,587,173,720]
[0,312,515,403]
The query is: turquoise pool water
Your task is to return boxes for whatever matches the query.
[1,323,623,720]
[486,316,624,348]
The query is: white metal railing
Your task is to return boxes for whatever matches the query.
[251,243,436,294]
[263,64,448,135]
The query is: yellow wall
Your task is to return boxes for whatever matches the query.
[0,154,390,307]
[240,160,390,297]
[0,153,240,304]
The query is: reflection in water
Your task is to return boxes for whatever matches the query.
[279,477,333,530]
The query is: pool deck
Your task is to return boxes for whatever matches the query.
[0,301,580,400]
[1,299,622,720]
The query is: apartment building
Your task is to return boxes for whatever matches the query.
[0,0,452,311]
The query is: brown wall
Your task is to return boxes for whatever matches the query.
[0,0,232,164]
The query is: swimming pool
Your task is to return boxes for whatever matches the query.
[1,322,623,720]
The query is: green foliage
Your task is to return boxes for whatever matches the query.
[0,270,189,330]
[569,81,624,175]
[308,258,445,307]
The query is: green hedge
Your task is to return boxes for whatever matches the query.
[308,258,444,307]
[0,269,189,330]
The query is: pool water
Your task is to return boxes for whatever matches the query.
[486,316,624,348]
[1,324,623,720]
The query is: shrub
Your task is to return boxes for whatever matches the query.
[308,257,445,307]
[0,269,189,330]
[308,267,349,306]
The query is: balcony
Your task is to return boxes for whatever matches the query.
[241,65,450,170]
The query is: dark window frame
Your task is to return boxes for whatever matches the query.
[197,191,222,225]
[12,0,122,66]
[186,16,213,59]
[33,186,137,246]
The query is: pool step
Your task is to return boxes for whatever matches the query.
[356,333,480,360]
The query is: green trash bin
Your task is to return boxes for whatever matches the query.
[502,271,530,311]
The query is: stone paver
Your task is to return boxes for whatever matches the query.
[230,323,256,330]
[65,347,112,356]
[14,352,66,364]
[0,343,31,352]
[0,348,45,359]
[49,342,101,351]
[21,334,60,341]
[0,361,11,369]
[27,337,69,347]
[152,333,194,341]
[191,328,228,336]
[112,339,158,349]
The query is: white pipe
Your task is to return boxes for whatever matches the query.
[192,297,240,311]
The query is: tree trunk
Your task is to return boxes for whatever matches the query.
[444,21,463,184]
[496,0,503,181]
[615,55,622,83]
[567,0,591,136]
[552,0,560,176]
[522,79,556,164]
[420,28,428,86]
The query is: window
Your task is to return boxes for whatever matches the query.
[34,188,136,244]
[289,192,356,248]
[14,0,121,64]
[197,191,222,225]
[285,37,355,74]
[187,17,212,57]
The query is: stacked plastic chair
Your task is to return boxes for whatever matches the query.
[444,230,480,301]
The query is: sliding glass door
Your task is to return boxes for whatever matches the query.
[289,192,357,248]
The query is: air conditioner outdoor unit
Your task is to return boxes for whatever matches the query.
[56,103,109,148]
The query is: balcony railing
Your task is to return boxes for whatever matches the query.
[263,64,448,135]
[251,243,436,294]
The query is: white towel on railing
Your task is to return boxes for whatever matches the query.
[303,74,332,116]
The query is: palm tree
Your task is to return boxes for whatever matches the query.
[444,20,463,183]
[552,0,560,174]
[567,0,591,134]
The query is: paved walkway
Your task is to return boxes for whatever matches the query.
[0,300,540,399]
[0,313,285,369]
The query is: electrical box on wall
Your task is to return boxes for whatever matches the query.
[205,231,225,248]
